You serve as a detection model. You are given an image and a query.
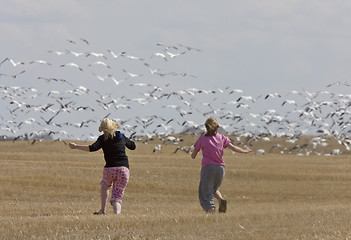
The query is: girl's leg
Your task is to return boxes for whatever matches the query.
[110,167,130,214]
[99,185,109,214]
[214,189,224,201]
[199,165,216,211]
[110,200,122,214]
[214,189,227,212]
[96,168,113,215]
[213,166,227,213]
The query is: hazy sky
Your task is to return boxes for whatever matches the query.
[2,0,351,139]
[2,0,351,95]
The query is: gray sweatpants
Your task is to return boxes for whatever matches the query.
[198,164,225,211]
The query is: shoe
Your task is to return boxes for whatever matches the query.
[219,199,227,213]
[93,211,105,215]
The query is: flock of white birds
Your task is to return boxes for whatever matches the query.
[1,38,351,155]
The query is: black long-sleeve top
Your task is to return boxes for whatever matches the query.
[89,131,136,168]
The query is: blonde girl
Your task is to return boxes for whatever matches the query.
[69,118,136,215]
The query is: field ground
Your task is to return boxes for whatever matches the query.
[1,136,351,239]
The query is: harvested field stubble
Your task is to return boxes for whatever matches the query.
[1,138,351,239]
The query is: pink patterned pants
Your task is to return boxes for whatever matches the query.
[100,167,130,204]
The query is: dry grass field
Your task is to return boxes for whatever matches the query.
[1,135,351,240]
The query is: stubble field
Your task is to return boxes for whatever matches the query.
[1,135,351,240]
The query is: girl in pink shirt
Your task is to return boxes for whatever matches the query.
[191,117,252,213]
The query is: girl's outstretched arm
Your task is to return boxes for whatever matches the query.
[69,142,90,152]
[227,143,252,154]
[191,148,200,159]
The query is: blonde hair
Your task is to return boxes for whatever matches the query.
[98,118,120,141]
[204,117,219,136]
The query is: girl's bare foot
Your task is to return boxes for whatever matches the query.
[110,200,122,214]
[206,207,215,214]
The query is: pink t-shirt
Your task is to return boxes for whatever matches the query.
[193,133,231,167]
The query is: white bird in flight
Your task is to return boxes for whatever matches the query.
[85,52,107,60]
[111,77,125,86]
[66,50,85,57]
[29,60,52,66]
[165,51,186,58]
[151,52,167,61]
[88,61,111,68]
[48,50,66,56]
[0,70,26,79]
[60,63,83,71]
[1,58,25,67]
[123,69,143,78]
[107,49,125,59]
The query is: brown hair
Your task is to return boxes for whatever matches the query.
[98,118,120,141]
[204,117,219,136]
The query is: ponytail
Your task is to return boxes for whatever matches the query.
[98,118,120,141]
[204,117,219,136]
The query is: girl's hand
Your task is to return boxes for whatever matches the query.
[245,147,252,153]
[69,142,77,149]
